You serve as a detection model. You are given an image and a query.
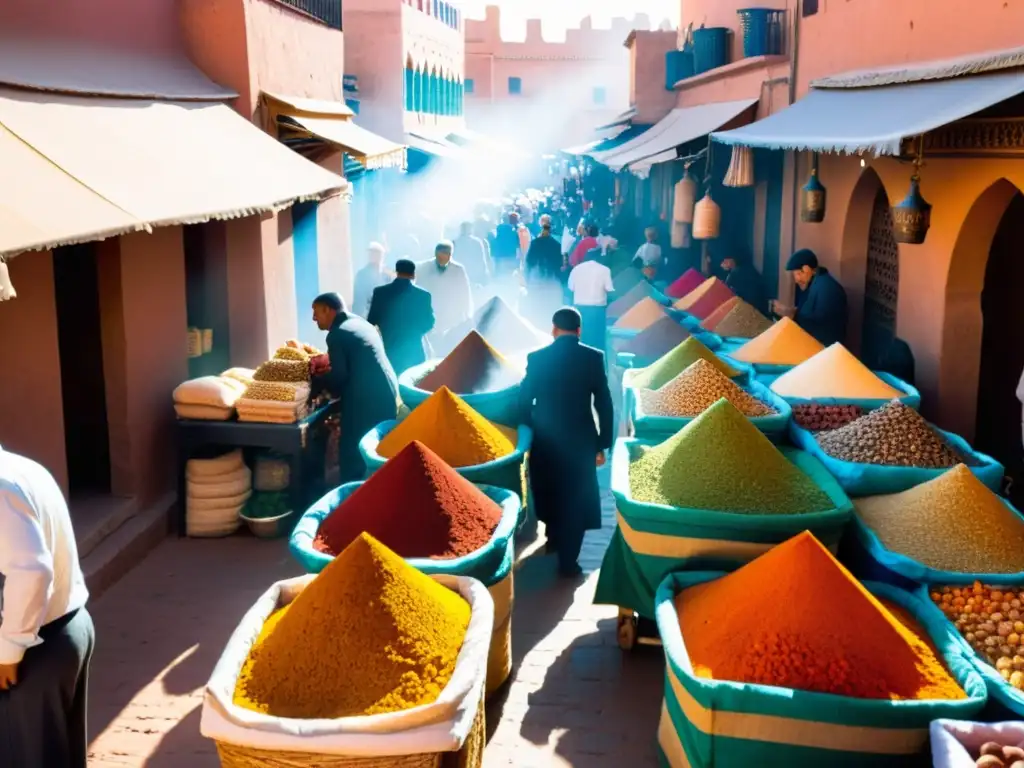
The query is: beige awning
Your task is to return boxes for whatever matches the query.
[263,91,355,119]
[287,115,407,170]
[0,86,345,257]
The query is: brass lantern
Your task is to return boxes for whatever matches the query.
[891,136,932,245]
[800,153,827,223]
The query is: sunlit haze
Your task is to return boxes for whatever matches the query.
[461,0,680,40]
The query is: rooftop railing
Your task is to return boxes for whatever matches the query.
[277,0,342,30]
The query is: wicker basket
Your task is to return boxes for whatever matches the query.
[485,573,514,697]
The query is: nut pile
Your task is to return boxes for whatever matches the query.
[274,345,311,362]
[792,404,863,432]
[966,740,1024,768]
[933,583,1024,696]
[253,358,310,383]
[816,400,968,468]
[636,359,775,418]
[855,465,1024,574]
[242,381,308,402]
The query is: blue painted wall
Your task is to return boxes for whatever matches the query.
[292,201,320,342]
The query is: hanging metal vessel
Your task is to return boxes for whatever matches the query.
[800,157,827,223]
[692,191,721,240]
[891,175,932,245]
[722,145,755,187]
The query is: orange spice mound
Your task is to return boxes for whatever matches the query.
[676,532,966,700]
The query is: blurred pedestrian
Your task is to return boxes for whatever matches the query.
[415,241,473,337]
[352,242,391,317]
[368,259,435,375]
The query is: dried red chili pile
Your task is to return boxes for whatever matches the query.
[313,440,503,559]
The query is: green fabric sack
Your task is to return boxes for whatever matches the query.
[398,359,523,426]
[288,482,519,587]
[654,572,988,767]
[592,438,853,619]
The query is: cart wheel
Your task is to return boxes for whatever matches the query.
[616,609,638,651]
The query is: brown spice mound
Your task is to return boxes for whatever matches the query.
[417,330,522,394]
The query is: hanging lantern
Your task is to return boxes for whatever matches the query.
[0,256,16,301]
[692,191,721,240]
[672,166,697,225]
[891,136,931,245]
[671,221,691,249]
[722,145,754,187]
[800,153,827,223]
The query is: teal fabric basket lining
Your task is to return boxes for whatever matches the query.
[790,421,1005,496]
[592,438,853,617]
[288,482,520,586]
[629,376,792,443]
[913,583,1024,717]
[398,359,523,426]
[772,370,921,411]
[852,501,1024,587]
[654,572,988,767]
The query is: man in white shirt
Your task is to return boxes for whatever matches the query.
[416,240,473,347]
[0,447,93,767]
[568,249,615,352]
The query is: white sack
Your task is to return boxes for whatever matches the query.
[931,719,1024,768]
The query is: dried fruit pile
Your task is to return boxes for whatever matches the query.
[636,359,774,418]
[961,738,1024,768]
[792,404,863,432]
[816,400,969,468]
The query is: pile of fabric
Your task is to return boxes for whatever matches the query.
[172,368,254,420]
[186,449,252,537]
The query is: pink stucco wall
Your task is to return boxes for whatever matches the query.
[629,30,678,125]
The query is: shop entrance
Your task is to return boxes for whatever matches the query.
[53,243,111,497]
[861,187,899,366]
[975,191,1024,499]
[184,222,230,378]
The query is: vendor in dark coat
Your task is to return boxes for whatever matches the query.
[720,250,767,314]
[312,292,400,482]
[367,260,435,375]
[771,249,848,347]
[518,307,614,577]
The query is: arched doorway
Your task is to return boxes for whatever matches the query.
[861,187,899,367]
[975,191,1024,499]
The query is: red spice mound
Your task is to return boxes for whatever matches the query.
[686,279,736,320]
[666,269,704,299]
[314,440,503,559]
[417,330,521,394]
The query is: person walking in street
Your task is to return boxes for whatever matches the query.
[352,242,391,317]
[311,292,399,482]
[415,241,473,338]
[0,446,94,767]
[720,249,767,314]
[771,249,848,347]
[568,247,615,352]
[634,226,663,281]
[492,212,520,277]
[569,223,600,268]
[523,214,565,328]
[453,221,491,290]
[518,307,614,577]
[367,259,435,376]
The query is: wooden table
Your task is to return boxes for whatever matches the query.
[175,400,337,536]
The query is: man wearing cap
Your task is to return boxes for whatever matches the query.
[771,248,848,347]
[368,260,435,375]
[312,292,399,482]
[518,307,614,577]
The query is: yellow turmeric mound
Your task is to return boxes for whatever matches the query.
[377,386,516,467]
[677,531,965,701]
[233,533,471,718]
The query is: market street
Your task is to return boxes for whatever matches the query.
[85,467,665,768]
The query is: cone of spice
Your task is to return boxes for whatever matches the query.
[447,295,548,356]
[637,359,775,418]
[711,301,773,339]
[699,296,741,332]
[315,440,504,560]
[234,533,472,719]
[608,281,660,318]
[631,336,739,390]
[613,266,645,295]
[732,317,824,366]
[629,398,831,514]
[418,330,522,394]
[621,316,691,361]
[677,531,965,700]
[771,343,903,400]
[682,278,736,320]
[613,297,668,331]
[674,277,727,312]
[665,268,705,299]
[377,386,516,466]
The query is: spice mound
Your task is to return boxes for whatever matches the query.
[613,297,667,331]
[629,398,831,514]
[417,330,522,394]
[315,440,503,559]
[377,386,516,466]
[666,268,704,299]
[855,465,1024,574]
[677,531,966,700]
[233,532,471,719]
[817,400,968,468]
[771,343,904,400]
[630,337,739,390]
[636,359,775,418]
[932,582,1024,693]
[451,296,548,356]
[621,316,690,360]
[792,403,864,432]
[613,266,644,295]
[699,296,740,332]
[711,301,773,339]
[677,277,735,320]
[732,316,825,366]
[608,280,658,317]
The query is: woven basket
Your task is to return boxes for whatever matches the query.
[216,695,486,768]
[485,573,514,697]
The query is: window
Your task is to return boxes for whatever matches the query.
[508,76,522,95]
[465,78,475,94]
[593,86,607,105]
[802,0,819,16]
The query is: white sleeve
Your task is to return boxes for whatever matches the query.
[0,489,54,664]
[604,268,614,293]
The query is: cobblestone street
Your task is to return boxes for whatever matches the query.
[86,467,666,767]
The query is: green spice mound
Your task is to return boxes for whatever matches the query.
[629,398,833,515]
[630,337,739,390]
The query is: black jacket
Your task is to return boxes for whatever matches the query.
[794,267,848,347]
[724,263,767,314]
[518,336,614,459]
[367,278,435,375]
[525,233,563,283]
